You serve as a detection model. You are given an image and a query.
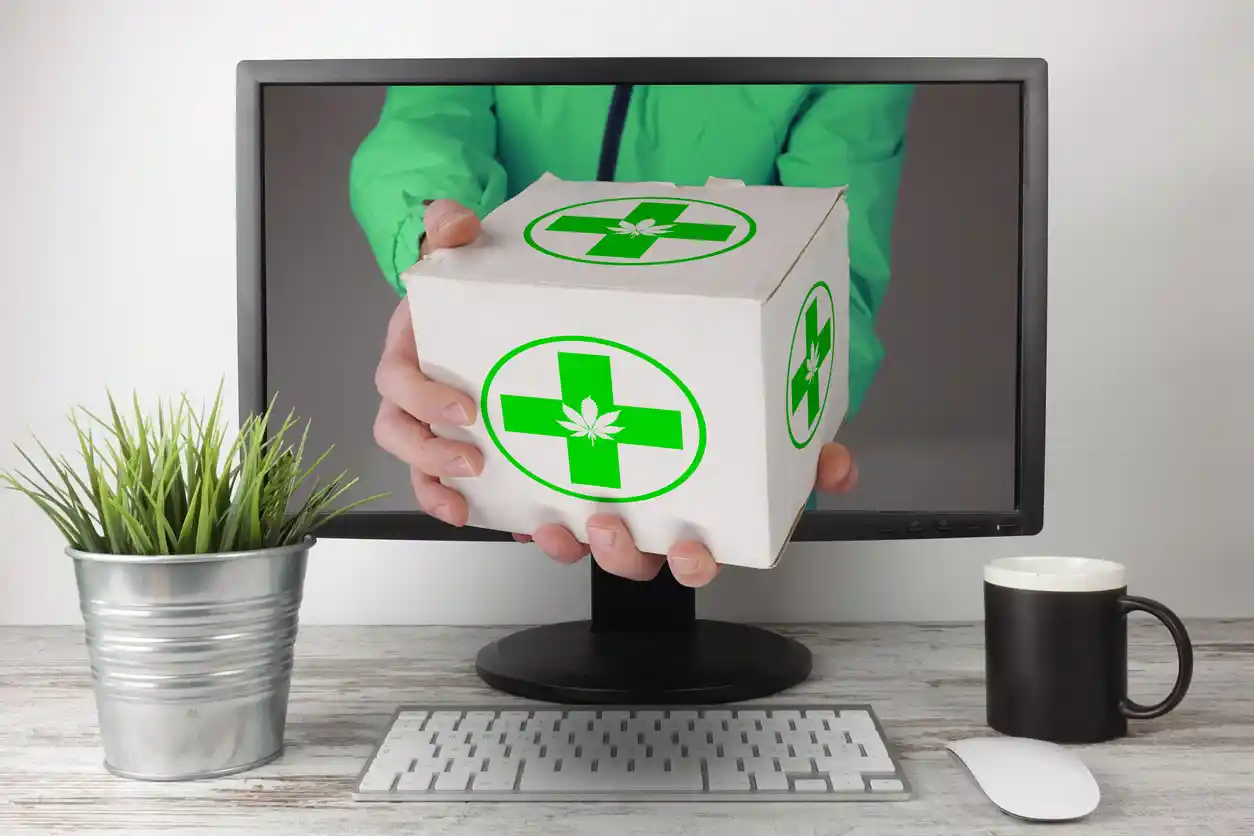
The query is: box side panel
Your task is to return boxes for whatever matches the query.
[760,199,851,562]
[407,275,769,566]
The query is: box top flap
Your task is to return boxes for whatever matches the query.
[403,174,846,302]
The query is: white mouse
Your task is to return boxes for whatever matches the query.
[946,736,1101,822]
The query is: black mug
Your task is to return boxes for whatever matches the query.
[984,556,1193,744]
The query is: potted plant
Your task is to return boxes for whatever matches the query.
[0,384,382,781]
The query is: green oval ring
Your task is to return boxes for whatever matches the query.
[523,196,757,266]
[481,335,708,503]
[785,280,837,449]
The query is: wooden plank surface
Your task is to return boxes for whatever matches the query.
[1,620,1249,835]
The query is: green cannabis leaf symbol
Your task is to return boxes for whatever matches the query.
[804,343,820,382]
[611,218,673,238]
[557,397,624,445]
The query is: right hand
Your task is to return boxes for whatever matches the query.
[372,199,590,564]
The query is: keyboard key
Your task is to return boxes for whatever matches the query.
[706,762,752,792]
[790,742,827,759]
[870,778,905,792]
[746,729,779,747]
[742,757,777,775]
[826,771,867,791]
[359,769,399,792]
[369,752,415,773]
[433,730,470,747]
[471,769,518,792]
[410,757,451,775]
[459,711,494,731]
[392,711,428,730]
[757,742,791,759]
[509,741,545,760]
[752,770,789,791]
[791,715,827,732]
[397,770,435,792]
[527,711,563,731]
[426,712,461,732]
[682,739,720,758]
[436,742,476,760]
[481,756,520,773]
[778,757,814,774]
[855,739,896,772]
[792,778,830,792]
[475,742,510,760]
[433,769,472,792]
[579,743,614,761]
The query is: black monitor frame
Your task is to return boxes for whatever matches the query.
[237,57,1048,704]
[237,56,1048,547]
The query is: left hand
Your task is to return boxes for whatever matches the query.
[513,442,859,587]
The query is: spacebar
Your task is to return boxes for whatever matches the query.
[520,765,704,793]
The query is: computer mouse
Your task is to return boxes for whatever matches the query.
[946,736,1100,822]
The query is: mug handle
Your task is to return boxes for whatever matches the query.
[1118,595,1194,720]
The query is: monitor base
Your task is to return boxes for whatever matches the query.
[475,620,812,705]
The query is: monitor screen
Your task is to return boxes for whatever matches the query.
[248,68,1042,541]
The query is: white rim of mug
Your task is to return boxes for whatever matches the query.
[984,556,1128,593]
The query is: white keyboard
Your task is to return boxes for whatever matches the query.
[353,704,910,802]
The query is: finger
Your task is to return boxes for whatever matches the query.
[586,514,665,581]
[532,523,589,565]
[373,400,482,477]
[379,297,476,427]
[421,199,481,255]
[384,298,418,361]
[512,533,533,544]
[815,443,858,493]
[666,540,721,588]
[409,465,469,527]
[375,350,477,427]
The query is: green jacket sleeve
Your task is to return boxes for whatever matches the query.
[776,84,914,421]
[348,85,509,295]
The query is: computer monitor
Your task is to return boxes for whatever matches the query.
[237,57,1047,704]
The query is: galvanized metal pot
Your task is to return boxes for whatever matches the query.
[68,538,312,781]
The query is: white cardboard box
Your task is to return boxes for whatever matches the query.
[403,174,849,569]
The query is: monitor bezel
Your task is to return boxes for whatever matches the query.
[237,56,1047,544]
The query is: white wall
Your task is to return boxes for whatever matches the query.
[1,0,1250,626]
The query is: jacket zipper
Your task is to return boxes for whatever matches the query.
[596,84,634,182]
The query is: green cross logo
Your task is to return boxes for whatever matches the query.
[523,196,756,266]
[786,281,837,449]
[481,336,707,502]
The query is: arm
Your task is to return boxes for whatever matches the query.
[349,85,509,295]
[776,84,914,420]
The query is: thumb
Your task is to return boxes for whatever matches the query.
[422,199,481,255]
[816,442,858,493]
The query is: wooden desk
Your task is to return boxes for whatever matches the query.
[2,621,1250,835]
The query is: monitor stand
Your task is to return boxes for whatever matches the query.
[475,559,812,705]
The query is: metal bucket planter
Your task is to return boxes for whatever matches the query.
[69,538,312,781]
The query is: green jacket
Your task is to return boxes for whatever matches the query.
[349,83,914,422]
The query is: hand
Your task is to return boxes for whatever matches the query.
[371,198,597,564]
[518,443,859,587]
[373,200,485,526]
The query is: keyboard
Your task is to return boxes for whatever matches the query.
[353,704,910,802]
